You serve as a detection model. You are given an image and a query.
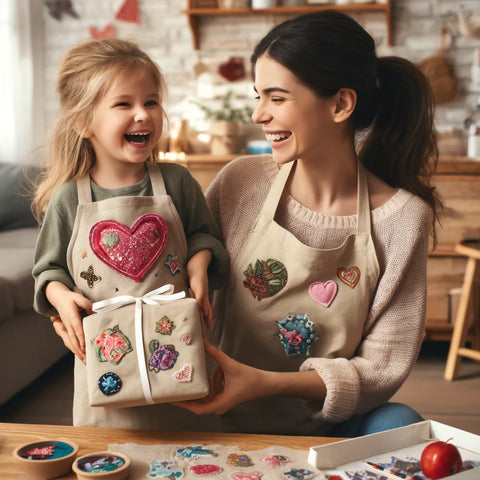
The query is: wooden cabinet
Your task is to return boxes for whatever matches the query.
[425,157,480,340]
[183,0,393,50]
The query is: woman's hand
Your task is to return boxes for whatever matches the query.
[187,249,213,325]
[175,341,268,415]
[46,281,92,364]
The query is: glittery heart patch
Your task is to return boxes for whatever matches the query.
[172,363,193,383]
[309,280,338,307]
[337,266,360,288]
[89,213,168,282]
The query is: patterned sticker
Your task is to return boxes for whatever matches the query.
[80,264,102,288]
[261,454,292,467]
[309,280,338,307]
[98,372,122,396]
[226,454,254,467]
[89,213,169,282]
[165,254,182,275]
[276,314,316,356]
[174,446,217,460]
[190,464,223,476]
[94,325,132,364]
[172,363,193,383]
[243,259,288,300]
[231,472,263,480]
[149,459,184,478]
[156,316,176,335]
[148,341,179,372]
[282,468,316,480]
[337,266,360,288]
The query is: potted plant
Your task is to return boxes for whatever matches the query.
[195,90,253,155]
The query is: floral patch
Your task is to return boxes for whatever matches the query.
[148,341,179,372]
[231,472,263,480]
[261,454,292,467]
[165,254,182,275]
[282,468,316,479]
[276,314,316,357]
[174,446,217,460]
[226,453,254,467]
[94,325,132,364]
[149,459,184,478]
[156,316,176,335]
[243,259,287,301]
[98,372,122,396]
[190,464,223,476]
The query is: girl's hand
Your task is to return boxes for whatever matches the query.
[187,249,213,326]
[174,341,266,415]
[46,282,92,364]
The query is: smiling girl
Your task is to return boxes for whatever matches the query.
[32,38,228,429]
[177,11,443,437]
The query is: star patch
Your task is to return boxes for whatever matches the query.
[165,254,182,275]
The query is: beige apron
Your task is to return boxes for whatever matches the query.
[218,160,380,435]
[68,162,218,431]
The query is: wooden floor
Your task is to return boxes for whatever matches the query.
[0,342,479,435]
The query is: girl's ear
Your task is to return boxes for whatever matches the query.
[332,88,357,123]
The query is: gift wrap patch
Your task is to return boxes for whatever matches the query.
[83,297,209,408]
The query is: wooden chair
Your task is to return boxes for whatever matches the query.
[444,239,480,381]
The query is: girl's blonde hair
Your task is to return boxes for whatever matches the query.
[32,37,167,222]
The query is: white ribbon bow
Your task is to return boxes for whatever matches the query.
[92,284,186,405]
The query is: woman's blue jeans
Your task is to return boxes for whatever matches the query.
[328,402,424,438]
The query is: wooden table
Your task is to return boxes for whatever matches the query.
[0,422,339,479]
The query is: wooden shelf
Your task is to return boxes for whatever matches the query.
[183,1,392,50]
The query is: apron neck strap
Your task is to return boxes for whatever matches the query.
[259,159,371,236]
[146,161,167,196]
[77,174,92,204]
[76,162,167,203]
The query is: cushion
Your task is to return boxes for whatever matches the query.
[0,162,43,231]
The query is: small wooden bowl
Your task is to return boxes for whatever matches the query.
[13,439,79,479]
[72,451,131,480]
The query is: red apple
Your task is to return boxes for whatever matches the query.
[421,440,463,479]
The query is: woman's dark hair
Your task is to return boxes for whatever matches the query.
[252,10,442,244]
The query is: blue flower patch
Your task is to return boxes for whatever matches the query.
[276,314,316,356]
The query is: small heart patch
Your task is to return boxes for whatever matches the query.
[89,213,168,282]
[172,363,193,383]
[309,281,338,307]
[337,266,360,288]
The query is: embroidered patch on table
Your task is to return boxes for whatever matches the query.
[243,258,288,301]
[282,468,316,479]
[276,314,316,356]
[165,254,182,275]
[93,325,132,364]
[172,363,193,383]
[190,464,223,476]
[174,446,217,460]
[261,454,292,467]
[80,264,102,289]
[98,372,122,396]
[156,316,176,335]
[337,266,360,288]
[148,341,179,372]
[231,472,264,480]
[149,459,184,478]
[89,213,169,282]
[308,280,338,307]
[226,454,254,467]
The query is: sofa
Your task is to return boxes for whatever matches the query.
[0,162,67,406]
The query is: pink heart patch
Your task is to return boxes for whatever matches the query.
[309,280,338,307]
[89,213,168,282]
[172,363,193,383]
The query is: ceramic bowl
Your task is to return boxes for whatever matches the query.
[72,451,131,480]
[13,439,79,479]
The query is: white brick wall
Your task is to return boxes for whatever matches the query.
[39,0,480,146]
